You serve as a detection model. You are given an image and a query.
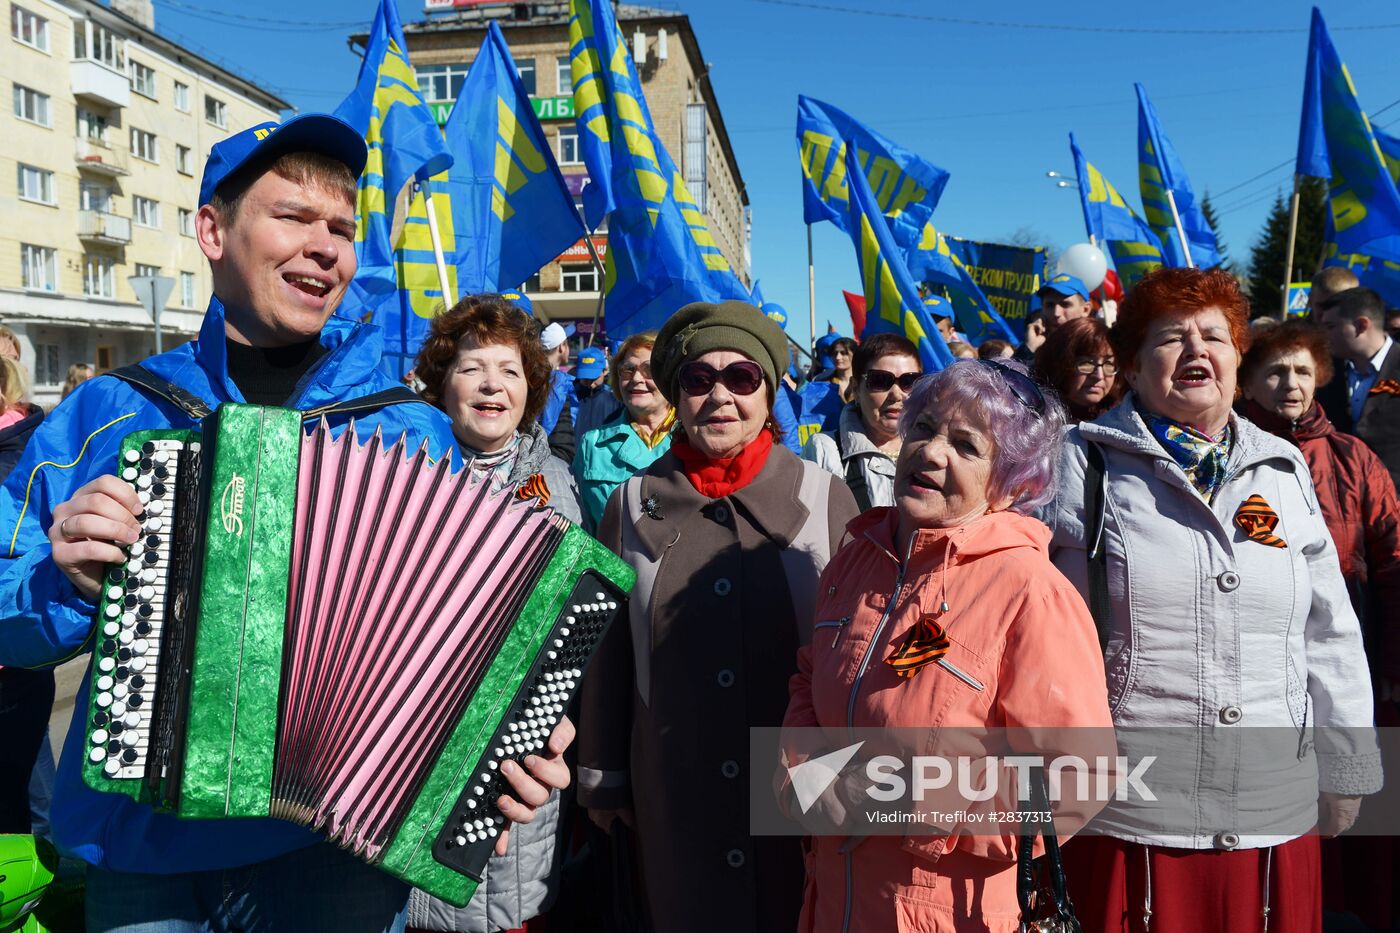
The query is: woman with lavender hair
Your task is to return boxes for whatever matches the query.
[782,359,1113,932]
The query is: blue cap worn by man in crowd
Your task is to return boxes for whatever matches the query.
[1036,273,1094,334]
[575,347,607,382]
[199,112,367,207]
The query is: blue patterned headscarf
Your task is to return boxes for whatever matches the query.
[1146,414,1232,502]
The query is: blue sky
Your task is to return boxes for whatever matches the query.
[149,0,1400,348]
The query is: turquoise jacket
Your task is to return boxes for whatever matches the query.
[0,297,458,874]
[572,411,672,532]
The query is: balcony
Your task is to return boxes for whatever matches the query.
[75,136,130,177]
[78,210,132,245]
[71,59,130,109]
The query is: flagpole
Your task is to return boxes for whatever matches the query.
[582,233,606,348]
[1164,189,1195,269]
[1281,174,1302,320]
[418,182,456,309]
[806,223,817,356]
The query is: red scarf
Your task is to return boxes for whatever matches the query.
[672,431,773,498]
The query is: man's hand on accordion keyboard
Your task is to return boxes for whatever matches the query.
[49,475,143,603]
[491,714,576,856]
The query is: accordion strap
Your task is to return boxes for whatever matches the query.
[105,366,428,424]
[300,386,431,422]
[105,365,214,421]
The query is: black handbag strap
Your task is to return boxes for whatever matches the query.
[1017,767,1083,932]
[1083,440,1111,651]
[838,424,874,512]
[105,365,428,425]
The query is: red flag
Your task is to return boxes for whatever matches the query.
[842,290,867,338]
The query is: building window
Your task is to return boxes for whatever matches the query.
[77,106,107,140]
[417,62,469,103]
[84,254,116,298]
[95,345,113,372]
[11,5,48,51]
[133,262,159,280]
[556,56,571,94]
[79,181,111,212]
[133,196,159,228]
[557,129,581,166]
[34,344,60,385]
[204,94,226,128]
[181,271,195,307]
[20,244,55,291]
[522,273,542,293]
[130,127,158,163]
[560,263,598,292]
[74,20,122,70]
[129,59,156,98]
[178,207,194,236]
[176,144,191,175]
[17,163,54,204]
[174,81,189,112]
[13,84,50,126]
[516,58,535,96]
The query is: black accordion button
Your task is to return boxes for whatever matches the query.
[141,442,155,456]
[136,621,152,636]
[143,551,159,565]
[117,649,132,662]
[92,711,108,727]
[128,694,143,709]
[116,666,130,680]
[139,458,153,472]
[101,639,116,654]
[109,721,123,736]
[108,740,121,753]
[130,674,145,689]
[154,467,169,480]
[146,535,162,549]
[124,595,138,608]
[108,569,124,585]
[151,484,166,498]
[122,749,138,764]
[138,605,154,618]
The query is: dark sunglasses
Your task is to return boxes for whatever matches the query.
[977,360,1046,417]
[677,360,765,397]
[863,369,921,392]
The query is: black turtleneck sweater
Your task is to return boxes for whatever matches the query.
[223,337,328,407]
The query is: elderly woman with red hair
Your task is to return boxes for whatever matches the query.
[1045,268,1381,932]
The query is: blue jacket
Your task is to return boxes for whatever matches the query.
[540,369,574,435]
[571,410,672,532]
[0,297,458,873]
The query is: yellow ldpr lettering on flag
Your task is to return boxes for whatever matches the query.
[354,41,429,245]
[1083,160,1129,209]
[860,214,904,328]
[396,183,457,319]
[493,96,547,221]
[673,172,731,272]
[800,131,925,217]
[1331,167,1370,234]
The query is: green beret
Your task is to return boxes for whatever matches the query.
[652,300,789,405]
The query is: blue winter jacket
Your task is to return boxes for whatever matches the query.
[0,297,458,873]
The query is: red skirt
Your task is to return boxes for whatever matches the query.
[1060,835,1320,933]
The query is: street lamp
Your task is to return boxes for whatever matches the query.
[1045,170,1079,189]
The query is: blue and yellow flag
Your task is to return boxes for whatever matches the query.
[335,0,452,309]
[797,96,950,246]
[448,22,584,293]
[568,0,747,336]
[1135,83,1221,270]
[1323,126,1400,306]
[1070,134,1164,290]
[1297,7,1400,263]
[845,145,953,373]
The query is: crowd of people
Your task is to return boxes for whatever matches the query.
[0,115,1396,933]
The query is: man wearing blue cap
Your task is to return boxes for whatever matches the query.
[0,116,568,931]
[1037,273,1094,334]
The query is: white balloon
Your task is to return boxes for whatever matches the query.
[1057,243,1108,291]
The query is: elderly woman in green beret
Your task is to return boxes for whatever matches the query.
[578,301,859,933]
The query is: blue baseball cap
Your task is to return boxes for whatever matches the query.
[762,302,789,329]
[1037,273,1090,301]
[922,295,953,319]
[499,290,534,314]
[575,347,607,381]
[199,113,367,207]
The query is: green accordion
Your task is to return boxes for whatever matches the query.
[81,404,634,906]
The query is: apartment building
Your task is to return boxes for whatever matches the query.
[359,0,751,337]
[1,0,288,405]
